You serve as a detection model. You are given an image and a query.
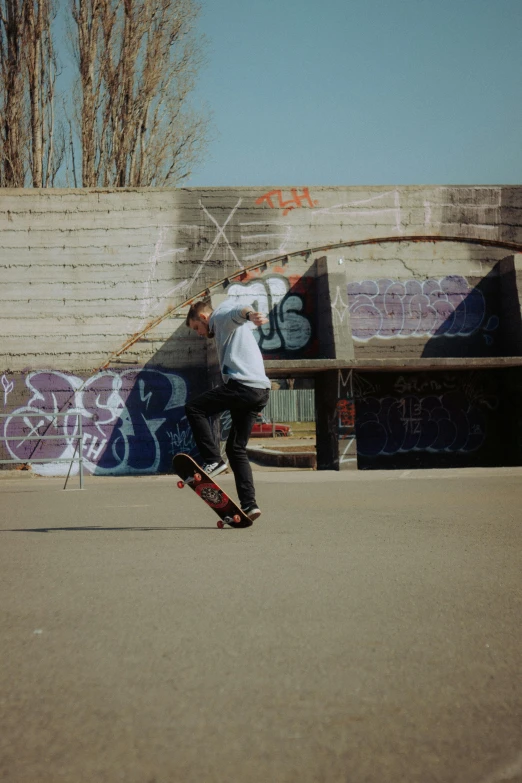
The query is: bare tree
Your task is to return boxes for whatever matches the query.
[71,0,208,187]
[25,0,65,185]
[1,0,207,188]
[71,0,103,186]
[0,0,65,187]
[0,0,27,186]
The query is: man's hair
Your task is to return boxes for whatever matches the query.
[185,299,212,327]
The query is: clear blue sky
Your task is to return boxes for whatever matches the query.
[185,0,522,187]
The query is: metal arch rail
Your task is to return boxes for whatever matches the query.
[100,233,522,370]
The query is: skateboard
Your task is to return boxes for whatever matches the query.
[173,453,252,529]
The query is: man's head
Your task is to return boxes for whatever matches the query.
[186,300,213,338]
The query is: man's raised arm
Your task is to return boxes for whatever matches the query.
[241,308,269,326]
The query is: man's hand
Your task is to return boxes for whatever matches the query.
[241,307,268,326]
[243,308,269,326]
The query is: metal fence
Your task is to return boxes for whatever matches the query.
[0,412,85,489]
[264,389,316,422]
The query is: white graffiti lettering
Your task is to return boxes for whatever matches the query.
[226,275,312,353]
[1,374,14,406]
[166,418,197,456]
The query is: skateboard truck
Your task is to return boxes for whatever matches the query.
[177,471,202,489]
[217,514,242,528]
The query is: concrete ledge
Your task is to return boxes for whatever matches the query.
[247,446,316,469]
[265,356,522,375]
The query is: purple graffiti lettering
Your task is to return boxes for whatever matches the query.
[347,276,498,341]
[3,369,189,476]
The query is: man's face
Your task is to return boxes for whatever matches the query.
[188,314,211,338]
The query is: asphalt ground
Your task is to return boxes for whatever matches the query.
[1,467,522,783]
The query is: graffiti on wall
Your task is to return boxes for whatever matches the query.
[255,188,319,217]
[353,373,498,458]
[2,369,196,475]
[336,369,356,464]
[2,374,14,406]
[347,276,499,343]
[226,273,316,357]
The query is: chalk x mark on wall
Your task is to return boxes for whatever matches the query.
[199,198,243,268]
[177,199,245,299]
[2,374,14,406]
[255,188,318,217]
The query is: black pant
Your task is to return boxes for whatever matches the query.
[185,380,269,508]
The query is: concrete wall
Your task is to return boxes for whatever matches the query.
[3,185,522,370]
[2,184,522,474]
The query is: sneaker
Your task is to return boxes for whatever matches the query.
[242,504,262,522]
[201,459,228,479]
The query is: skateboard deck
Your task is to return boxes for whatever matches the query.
[173,453,252,529]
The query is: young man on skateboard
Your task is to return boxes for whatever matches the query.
[185,299,270,521]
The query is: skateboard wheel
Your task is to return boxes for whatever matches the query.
[177,481,184,489]
[233,514,241,524]
[217,520,224,529]
[194,472,202,483]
